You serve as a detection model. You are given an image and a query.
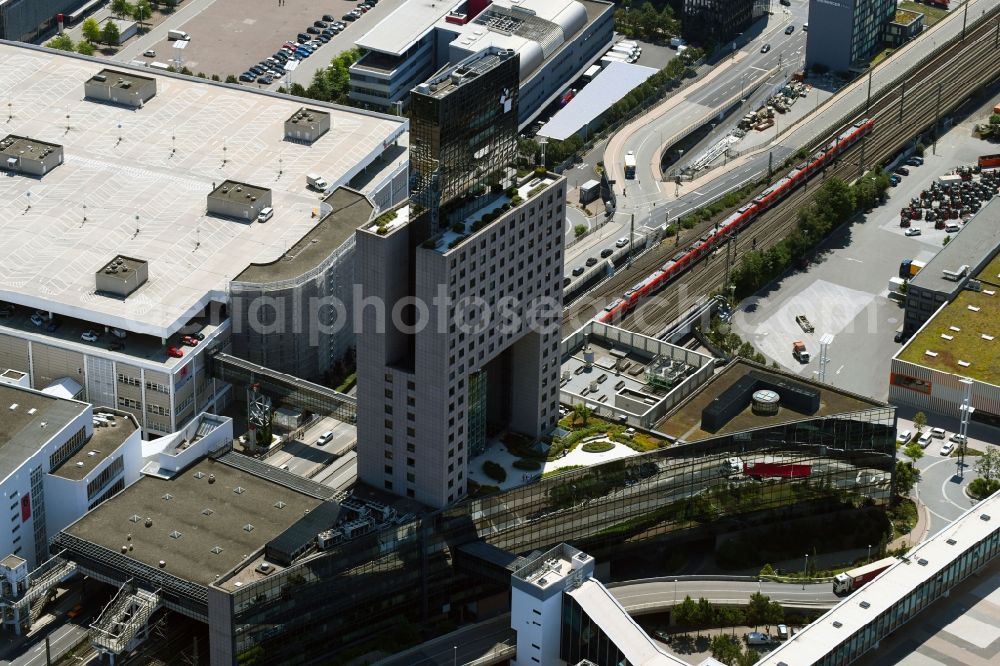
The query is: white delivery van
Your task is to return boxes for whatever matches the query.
[168,29,190,41]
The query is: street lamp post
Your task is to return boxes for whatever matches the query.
[673,579,677,607]
[802,554,809,589]
[453,645,457,666]
[867,544,872,562]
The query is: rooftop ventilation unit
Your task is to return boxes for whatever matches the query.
[859,601,870,609]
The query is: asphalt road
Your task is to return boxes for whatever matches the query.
[604,0,1000,239]
[376,578,838,666]
[2,623,88,666]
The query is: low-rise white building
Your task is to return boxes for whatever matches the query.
[0,379,142,570]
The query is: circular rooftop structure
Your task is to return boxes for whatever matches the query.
[751,389,780,416]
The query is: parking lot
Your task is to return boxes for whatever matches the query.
[730,97,999,401]
[133,0,400,84]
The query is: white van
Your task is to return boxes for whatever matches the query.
[897,429,912,445]
[257,207,274,222]
[167,29,190,41]
[148,61,170,71]
[317,431,333,446]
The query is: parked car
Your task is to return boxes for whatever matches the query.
[30,313,44,327]
[239,73,255,83]
[894,166,910,176]
[342,13,357,21]
[314,20,328,28]
[897,429,913,445]
[259,74,275,84]
[297,33,311,42]
[108,340,124,351]
[110,328,127,339]
[950,433,967,444]
[306,26,321,34]
[905,227,921,236]
[317,33,331,42]
[166,346,184,358]
[760,43,771,53]
[600,248,614,258]
[917,432,933,448]
[181,335,200,347]
[81,330,99,342]
[45,320,61,332]
[940,442,955,456]
[585,257,598,267]
[616,237,629,248]
[563,277,571,287]
[931,427,946,439]
[143,49,156,57]
[785,25,795,34]
[0,304,12,317]
[745,632,771,646]
[907,156,924,166]
[572,266,584,277]
[322,13,336,21]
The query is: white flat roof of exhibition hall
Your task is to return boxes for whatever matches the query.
[0,42,404,339]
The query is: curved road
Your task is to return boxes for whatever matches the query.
[606,0,1000,232]
[374,577,838,666]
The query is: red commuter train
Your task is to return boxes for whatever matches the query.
[598,118,875,323]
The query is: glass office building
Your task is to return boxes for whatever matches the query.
[409,48,521,231]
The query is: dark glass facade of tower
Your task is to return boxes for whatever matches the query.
[683,0,768,46]
[409,48,520,229]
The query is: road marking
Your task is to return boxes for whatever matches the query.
[836,365,844,375]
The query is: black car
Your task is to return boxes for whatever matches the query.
[314,20,328,28]
[322,14,335,21]
[306,26,321,34]
[239,73,254,82]
[317,33,331,42]
[249,66,264,75]
[894,166,910,176]
[273,51,289,61]
[297,33,310,42]
[600,248,614,258]
[259,74,275,84]
[760,43,771,53]
[342,13,356,21]
[785,25,794,35]
[585,257,598,267]
[572,266,584,276]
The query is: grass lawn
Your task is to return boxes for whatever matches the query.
[899,1,949,26]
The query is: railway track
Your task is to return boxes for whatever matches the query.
[561,10,1000,338]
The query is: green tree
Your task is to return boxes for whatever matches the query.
[76,40,95,55]
[943,236,951,246]
[110,0,133,19]
[710,634,742,665]
[894,460,920,500]
[225,74,238,83]
[759,563,776,577]
[133,0,153,27]
[102,20,121,46]
[46,34,74,51]
[572,403,592,426]
[737,648,761,666]
[903,441,924,461]
[765,600,784,633]
[162,0,177,9]
[81,17,101,43]
[674,595,698,636]
[574,224,587,237]
[974,448,1000,482]
[913,411,927,433]
[745,592,770,630]
[696,597,714,637]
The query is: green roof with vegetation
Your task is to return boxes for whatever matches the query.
[898,289,1000,385]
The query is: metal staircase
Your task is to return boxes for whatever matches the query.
[89,581,161,657]
[0,555,77,632]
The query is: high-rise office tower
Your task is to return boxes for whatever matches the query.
[356,48,565,508]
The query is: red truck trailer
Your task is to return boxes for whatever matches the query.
[832,557,897,594]
[743,462,811,479]
[979,154,1000,169]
